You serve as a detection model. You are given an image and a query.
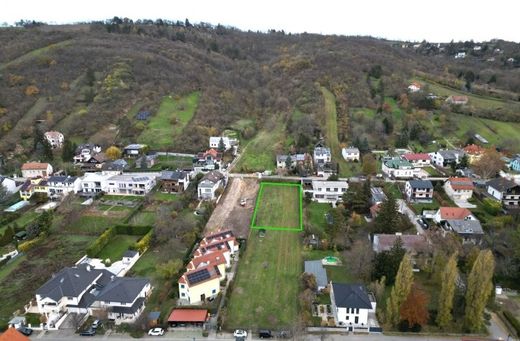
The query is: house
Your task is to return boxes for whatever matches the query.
[314,145,332,164]
[509,155,520,172]
[136,154,158,169]
[444,177,474,201]
[370,187,387,205]
[486,177,520,207]
[47,175,81,197]
[44,131,64,149]
[444,219,484,245]
[19,177,47,201]
[330,283,376,329]
[455,52,466,59]
[276,153,309,169]
[429,149,465,167]
[194,149,222,172]
[82,152,109,170]
[209,136,238,151]
[105,173,158,196]
[342,147,360,162]
[402,153,431,168]
[168,309,208,327]
[317,163,337,178]
[135,111,151,121]
[381,158,419,179]
[123,144,147,157]
[405,180,433,203]
[178,264,223,304]
[0,327,30,341]
[304,260,328,291]
[160,170,190,193]
[0,176,17,193]
[197,230,240,259]
[433,207,475,224]
[102,159,129,172]
[372,234,429,255]
[74,144,102,163]
[407,82,422,93]
[198,171,226,200]
[463,144,485,164]
[21,162,53,179]
[35,263,151,326]
[303,180,348,205]
[79,172,112,195]
[446,95,469,105]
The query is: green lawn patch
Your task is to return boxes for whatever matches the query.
[96,235,140,261]
[70,215,123,234]
[305,202,331,236]
[130,211,156,226]
[251,182,302,231]
[155,155,193,170]
[234,128,283,172]
[138,92,200,149]
[226,231,302,329]
[411,197,440,215]
[153,191,182,202]
[0,255,26,283]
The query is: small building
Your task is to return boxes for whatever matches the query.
[123,144,147,157]
[314,145,332,165]
[463,144,485,164]
[429,149,465,168]
[197,171,226,200]
[160,170,190,193]
[21,162,53,179]
[454,52,466,59]
[446,95,468,105]
[304,260,328,291]
[0,176,17,194]
[135,111,151,121]
[44,131,64,149]
[342,147,360,162]
[194,149,222,173]
[74,144,102,163]
[433,207,475,224]
[147,311,161,328]
[209,136,238,151]
[178,265,223,304]
[405,180,433,203]
[276,153,309,169]
[509,155,520,172]
[47,175,81,197]
[370,187,387,205]
[486,177,520,207]
[407,82,422,93]
[316,162,337,178]
[444,219,484,245]
[303,180,348,205]
[168,309,208,327]
[102,159,129,172]
[373,234,429,255]
[382,158,418,179]
[136,154,158,169]
[402,153,431,168]
[0,327,30,341]
[330,283,376,329]
[444,177,474,201]
[82,153,109,170]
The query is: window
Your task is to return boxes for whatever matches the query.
[181,293,185,297]
[346,315,349,321]
[212,289,217,294]
[180,284,185,289]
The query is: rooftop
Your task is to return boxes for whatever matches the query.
[446,219,484,235]
[384,158,413,169]
[373,234,429,253]
[168,309,208,323]
[21,162,50,170]
[438,207,473,220]
[304,260,328,288]
[487,177,519,192]
[331,283,373,309]
[402,153,430,161]
[447,177,474,191]
[408,180,433,189]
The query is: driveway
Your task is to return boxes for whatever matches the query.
[397,199,424,234]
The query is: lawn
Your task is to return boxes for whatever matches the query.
[129,211,156,226]
[96,235,140,261]
[305,202,331,236]
[252,183,302,231]
[302,250,354,283]
[69,215,123,234]
[411,198,440,215]
[138,92,200,149]
[225,231,302,329]
[155,155,193,170]
[234,128,283,172]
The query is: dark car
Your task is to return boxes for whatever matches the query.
[258,329,272,338]
[79,329,96,336]
[17,327,33,336]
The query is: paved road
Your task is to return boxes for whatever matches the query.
[397,199,425,234]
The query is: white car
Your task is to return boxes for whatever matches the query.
[148,328,165,336]
[233,329,247,338]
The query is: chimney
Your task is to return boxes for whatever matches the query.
[86,265,91,272]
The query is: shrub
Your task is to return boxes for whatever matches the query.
[132,229,153,253]
[482,198,502,215]
[18,237,42,253]
[86,227,117,257]
[115,224,151,235]
[503,310,520,336]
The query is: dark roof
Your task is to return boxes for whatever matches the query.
[110,297,145,314]
[102,159,129,171]
[123,250,139,258]
[304,261,328,288]
[97,277,149,304]
[487,177,519,192]
[331,283,373,309]
[200,171,224,184]
[47,175,78,184]
[446,220,484,235]
[135,111,151,121]
[408,180,433,189]
[161,170,187,181]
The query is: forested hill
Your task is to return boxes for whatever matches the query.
[0,20,519,168]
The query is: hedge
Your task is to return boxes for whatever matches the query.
[18,237,42,253]
[86,227,117,257]
[503,310,520,336]
[114,224,152,235]
[131,229,153,253]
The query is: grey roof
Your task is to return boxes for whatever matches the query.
[487,177,519,192]
[276,154,306,163]
[47,175,78,184]
[161,170,187,181]
[408,180,433,189]
[437,149,465,160]
[332,283,373,309]
[446,219,484,235]
[97,277,149,304]
[343,147,360,153]
[123,250,139,258]
[111,297,145,314]
[148,311,161,320]
[200,171,224,186]
[370,187,387,204]
[304,261,328,289]
[124,144,146,150]
[314,147,331,157]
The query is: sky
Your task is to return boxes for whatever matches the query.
[2,0,519,43]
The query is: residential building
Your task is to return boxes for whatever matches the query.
[454,52,466,59]
[429,149,465,167]
[198,171,226,200]
[168,309,208,327]
[178,264,222,305]
[402,153,431,167]
[330,283,376,329]
[19,177,47,201]
[135,111,151,121]
[372,234,429,255]
[74,144,102,163]
[342,147,360,162]
[370,187,387,205]
[316,162,337,178]
[21,162,53,179]
[314,145,332,164]
[79,172,112,195]
[0,176,17,193]
[463,144,485,164]
[0,327,30,341]
[446,95,468,105]
[407,82,422,93]
[276,153,309,169]
[509,155,520,172]
[433,207,475,224]
[444,219,484,245]
[304,260,328,291]
[123,144,147,157]
[44,131,64,149]
[302,180,348,204]
[382,158,419,179]
[194,149,222,172]
[106,173,158,196]
[102,159,129,172]
[136,154,158,169]
[444,177,474,201]
[35,263,151,326]
[405,180,433,203]
[486,177,520,207]
[82,153,108,170]
[160,170,190,193]
[46,176,81,197]
[209,136,238,151]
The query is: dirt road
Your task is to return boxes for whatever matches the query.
[205,177,259,238]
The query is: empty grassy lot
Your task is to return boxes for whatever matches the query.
[234,129,282,172]
[96,234,140,261]
[138,92,200,149]
[252,183,302,230]
[225,231,302,329]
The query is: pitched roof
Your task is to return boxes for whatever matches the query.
[161,170,187,181]
[304,260,328,288]
[487,177,519,192]
[44,131,63,139]
[438,207,473,220]
[436,149,465,159]
[168,309,208,323]
[384,159,413,169]
[96,277,150,304]
[0,328,30,341]
[331,283,373,309]
[407,180,433,189]
[189,250,226,270]
[21,162,50,170]
[314,147,331,156]
[373,234,429,253]
[403,153,430,161]
[181,265,221,286]
[463,144,485,155]
[447,177,474,191]
[446,219,484,235]
[200,171,224,185]
[47,175,78,184]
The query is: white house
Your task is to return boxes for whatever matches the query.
[0,176,17,194]
[342,147,360,162]
[407,82,422,93]
[429,149,465,167]
[330,283,376,330]
[276,154,309,169]
[44,131,64,149]
[314,146,332,164]
[74,144,102,163]
[198,171,226,200]
[21,162,53,179]
[79,172,112,195]
[402,153,431,168]
[455,52,466,59]
[381,158,420,179]
[209,137,238,151]
[303,180,348,205]
[405,180,433,203]
[433,207,476,224]
[444,177,474,201]
[486,177,520,207]
[105,173,158,196]
[123,144,147,157]
[46,176,81,197]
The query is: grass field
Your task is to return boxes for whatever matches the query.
[234,128,283,172]
[252,183,302,231]
[155,155,193,170]
[225,231,302,329]
[69,215,123,234]
[129,211,156,225]
[138,92,200,149]
[96,235,140,260]
[305,202,330,236]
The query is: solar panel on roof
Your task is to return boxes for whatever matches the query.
[187,269,211,284]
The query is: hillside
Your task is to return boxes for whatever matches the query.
[0,21,519,172]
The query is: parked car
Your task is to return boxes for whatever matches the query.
[16,327,33,336]
[91,319,102,329]
[79,329,96,336]
[148,327,165,336]
[258,329,272,338]
[233,329,248,338]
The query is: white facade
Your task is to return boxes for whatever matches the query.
[0,177,17,193]
[405,181,433,203]
[198,179,222,200]
[47,177,81,197]
[106,174,157,196]
[407,84,421,93]
[21,163,53,179]
[44,131,64,149]
[382,160,421,179]
[80,172,111,194]
[306,180,348,204]
[444,181,473,201]
[330,283,376,330]
[314,147,332,164]
[342,148,360,162]
[209,137,238,151]
[74,145,102,163]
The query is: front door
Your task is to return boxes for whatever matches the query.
[200,294,206,302]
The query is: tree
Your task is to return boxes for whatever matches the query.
[105,146,122,160]
[473,149,505,179]
[285,155,292,170]
[464,250,495,332]
[362,154,377,175]
[382,117,394,134]
[372,238,406,284]
[61,140,76,161]
[373,193,400,233]
[26,222,41,239]
[345,239,374,282]
[400,284,430,329]
[301,273,317,291]
[0,184,8,203]
[343,179,371,214]
[436,252,458,329]
[218,137,226,152]
[459,154,469,169]
[386,253,414,326]
[156,259,183,279]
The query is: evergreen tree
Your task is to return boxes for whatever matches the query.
[386,253,414,326]
[464,250,495,332]
[373,193,400,233]
[460,154,469,169]
[285,155,292,170]
[61,140,76,161]
[436,253,458,329]
[372,238,406,284]
[218,137,226,152]
[382,117,394,134]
